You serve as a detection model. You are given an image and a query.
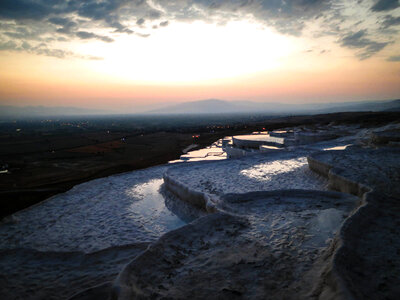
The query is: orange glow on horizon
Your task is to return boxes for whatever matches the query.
[0,19,399,111]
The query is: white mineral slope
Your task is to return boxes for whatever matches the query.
[114,190,358,300]
[0,165,189,253]
[0,165,199,300]
[164,150,328,209]
[164,124,397,206]
[172,139,227,163]
[0,243,148,300]
[114,132,400,300]
[307,147,400,300]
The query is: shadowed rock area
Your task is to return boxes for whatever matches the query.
[2,121,399,300]
[308,147,400,300]
[114,127,400,300]
[0,243,148,300]
[113,191,357,299]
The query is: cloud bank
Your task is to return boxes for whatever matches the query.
[0,0,399,60]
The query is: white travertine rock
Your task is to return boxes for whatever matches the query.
[113,190,357,300]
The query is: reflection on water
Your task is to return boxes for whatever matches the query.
[0,166,190,253]
[126,179,186,233]
[239,159,304,181]
[161,184,207,223]
[170,139,227,163]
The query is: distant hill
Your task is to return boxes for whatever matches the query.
[1,99,399,118]
[0,105,106,118]
[312,99,400,113]
[147,99,249,114]
[146,99,400,115]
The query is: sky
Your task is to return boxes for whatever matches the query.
[0,0,399,112]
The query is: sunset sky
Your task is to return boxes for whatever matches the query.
[0,0,399,112]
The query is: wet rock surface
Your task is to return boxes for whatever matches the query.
[2,123,399,300]
[309,147,400,196]
[308,146,400,300]
[0,166,186,253]
[114,191,357,300]
[0,165,190,300]
[0,243,148,300]
[165,151,328,197]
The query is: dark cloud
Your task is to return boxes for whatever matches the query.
[148,10,162,19]
[32,44,103,60]
[110,21,134,33]
[76,31,98,39]
[0,39,69,58]
[4,27,31,39]
[0,1,141,59]
[74,0,159,32]
[341,30,373,48]
[21,41,31,49]
[48,17,71,26]
[76,31,114,42]
[0,0,155,38]
[34,47,72,59]
[0,0,54,20]
[0,38,104,59]
[381,15,400,28]
[56,21,78,34]
[371,0,399,12]
[154,0,331,36]
[2,24,48,41]
[341,30,389,59]
[48,17,87,37]
[0,0,398,61]
[387,55,400,61]
[76,0,127,20]
[0,40,17,50]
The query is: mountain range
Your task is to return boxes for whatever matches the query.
[1,99,399,118]
[0,105,106,118]
[146,99,400,115]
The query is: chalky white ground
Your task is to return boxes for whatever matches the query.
[0,125,380,299]
[0,165,195,299]
[0,165,187,253]
[0,149,328,254]
[166,151,328,196]
[167,125,375,193]
[116,191,358,299]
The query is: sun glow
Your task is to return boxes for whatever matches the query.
[75,20,294,83]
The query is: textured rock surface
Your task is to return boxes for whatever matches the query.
[164,151,327,202]
[232,134,285,148]
[114,191,357,300]
[0,165,194,300]
[2,124,399,300]
[0,243,148,300]
[0,166,187,253]
[309,147,400,196]
[308,147,400,300]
